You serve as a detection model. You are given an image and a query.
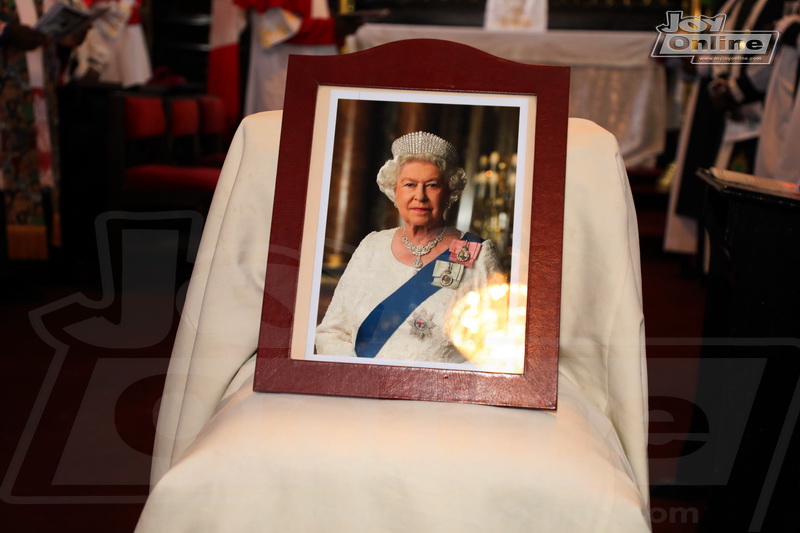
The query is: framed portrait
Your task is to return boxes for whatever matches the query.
[255,39,569,409]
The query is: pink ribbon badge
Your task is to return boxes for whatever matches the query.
[448,239,482,267]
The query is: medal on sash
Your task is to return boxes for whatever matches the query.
[457,243,471,262]
[431,260,464,289]
[449,239,482,267]
[408,309,436,340]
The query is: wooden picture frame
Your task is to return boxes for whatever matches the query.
[255,39,569,409]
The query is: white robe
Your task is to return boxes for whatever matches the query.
[243,4,337,113]
[73,1,152,87]
[755,16,800,183]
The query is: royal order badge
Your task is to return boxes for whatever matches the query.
[408,309,436,340]
[448,239,482,267]
[431,260,464,289]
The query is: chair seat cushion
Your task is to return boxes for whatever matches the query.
[136,360,650,532]
[124,164,220,192]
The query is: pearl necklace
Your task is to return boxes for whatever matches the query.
[402,226,446,272]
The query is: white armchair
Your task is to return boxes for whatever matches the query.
[135,110,651,532]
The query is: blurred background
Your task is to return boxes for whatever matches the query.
[2,0,799,531]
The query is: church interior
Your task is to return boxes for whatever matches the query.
[2,0,799,531]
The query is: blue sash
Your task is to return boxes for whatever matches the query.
[354,232,481,358]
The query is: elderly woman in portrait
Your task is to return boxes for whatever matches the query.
[315,131,501,363]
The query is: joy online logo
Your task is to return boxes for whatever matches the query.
[652,11,779,64]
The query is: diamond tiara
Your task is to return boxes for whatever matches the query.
[391,132,460,168]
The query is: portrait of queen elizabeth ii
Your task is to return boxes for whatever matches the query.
[315,131,502,363]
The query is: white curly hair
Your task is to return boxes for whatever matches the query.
[376,132,467,206]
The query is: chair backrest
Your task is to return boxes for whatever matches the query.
[117,94,170,169]
[198,95,226,136]
[116,92,228,169]
[168,98,201,137]
[166,97,202,165]
[197,95,229,160]
[124,95,168,140]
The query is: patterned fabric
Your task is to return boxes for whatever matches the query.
[0,0,62,259]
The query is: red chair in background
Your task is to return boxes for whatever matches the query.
[165,96,203,165]
[111,92,222,212]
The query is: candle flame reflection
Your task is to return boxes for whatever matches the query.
[447,275,526,374]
